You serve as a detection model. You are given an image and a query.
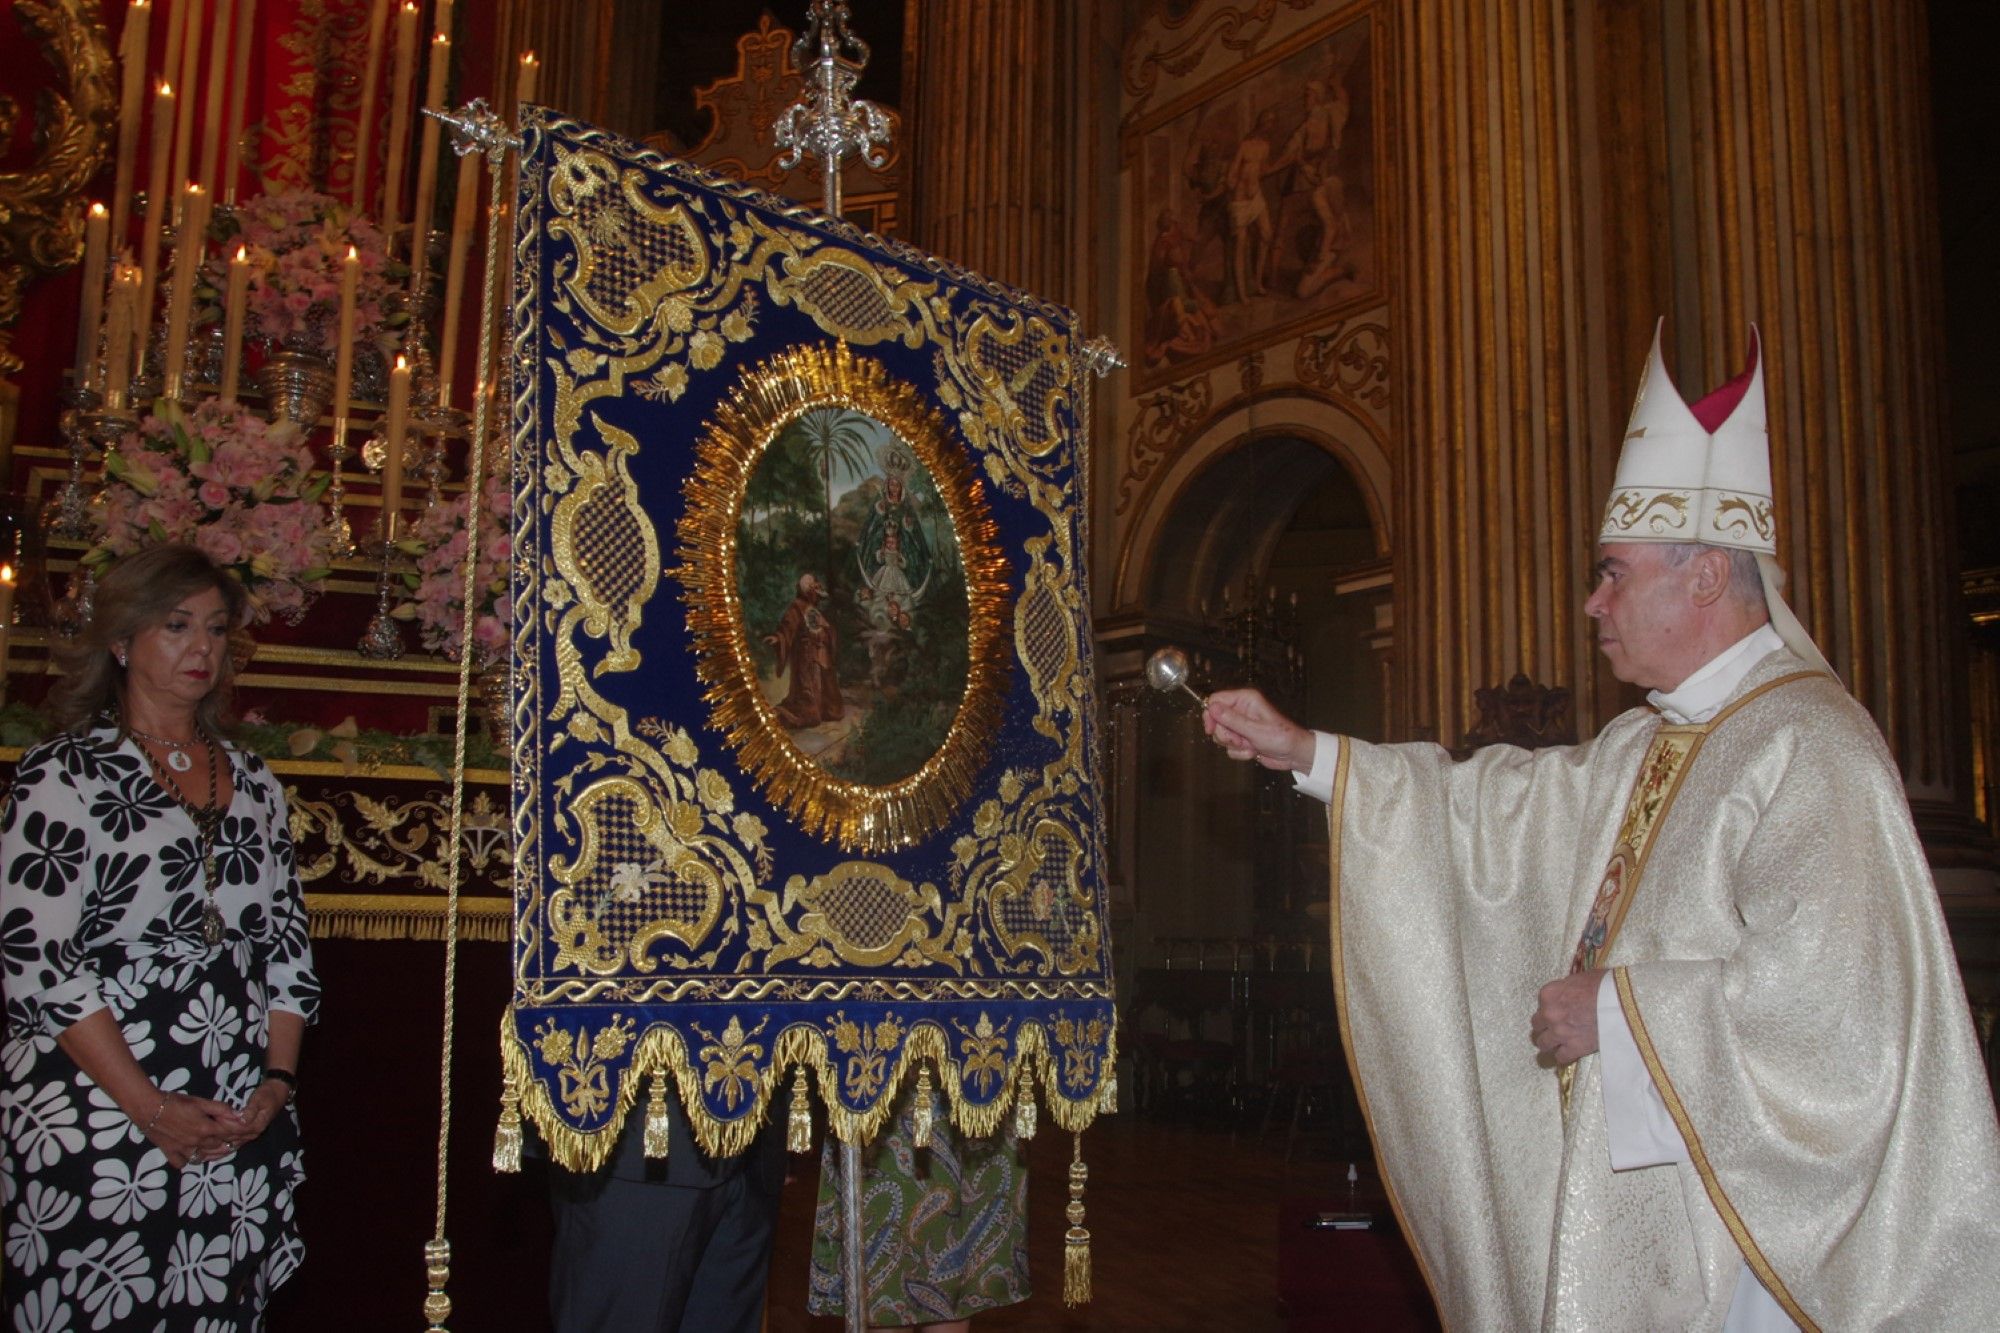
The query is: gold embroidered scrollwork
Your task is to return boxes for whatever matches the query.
[748,861,973,972]
[534,1013,636,1122]
[547,146,712,339]
[549,416,659,682]
[546,774,734,975]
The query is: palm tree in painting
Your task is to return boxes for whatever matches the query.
[794,407,874,577]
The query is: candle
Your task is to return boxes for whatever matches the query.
[160,0,187,119]
[515,50,538,109]
[433,0,452,39]
[383,354,410,536]
[74,203,110,384]
[110,1,152,242]
[220,0,255,202]
[0,562,16,705]
[103,265,138,408]
[197,0,234,197]
[219,244,248,402]
[137,81,177,369]
[332,246,360,429]
[382,2,420,245]
[169,0,203,222]
[160,183,207,394]
[408,33,450,295]
[437,147,478,405]
[350,0,392,209]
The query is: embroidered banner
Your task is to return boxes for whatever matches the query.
[500,111,1115,1170]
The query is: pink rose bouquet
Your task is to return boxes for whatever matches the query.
[86,399,335,623]
[396,472,512,666]
[207,189,397,351]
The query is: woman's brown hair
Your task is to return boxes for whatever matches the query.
[46,544,248,736]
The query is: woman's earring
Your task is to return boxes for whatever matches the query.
[115,651,128,667]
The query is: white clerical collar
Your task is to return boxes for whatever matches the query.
[1647,624,1784,724]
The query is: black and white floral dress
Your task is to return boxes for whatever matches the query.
[0,725,320,1331]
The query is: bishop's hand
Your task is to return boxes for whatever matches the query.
[1203,688,1315,774]
[1532,969,1604,1067]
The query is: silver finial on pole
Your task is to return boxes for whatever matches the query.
[773,1,892,219]
[426,99,523,164]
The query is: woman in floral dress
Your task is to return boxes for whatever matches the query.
[1,546,320,1330]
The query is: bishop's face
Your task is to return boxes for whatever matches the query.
[1584,543,1701,692]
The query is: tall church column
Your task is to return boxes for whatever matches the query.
[1658,1,1982,870]
[904,0,1074,305]
[1392,1,1625,746]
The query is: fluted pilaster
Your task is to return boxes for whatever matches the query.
[1661,0,1966,815]
[905,0,1073,304]
[1393,0,1609,745]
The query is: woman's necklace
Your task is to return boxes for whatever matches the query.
[134,731,229,946]
[125,722,199,773]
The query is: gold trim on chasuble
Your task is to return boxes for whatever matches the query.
[675,341,1013,851]
[1325,742,1451,1322]
[1556,671,1819,1112]
[1615,971,1821,1332]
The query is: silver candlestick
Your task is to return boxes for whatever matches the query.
[773,1,892,218]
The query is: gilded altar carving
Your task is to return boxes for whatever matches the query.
[0,0,116,376]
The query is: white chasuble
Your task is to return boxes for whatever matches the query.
[1327,649,2000,1331]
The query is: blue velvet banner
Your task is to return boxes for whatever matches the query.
[499,111,1115,1169]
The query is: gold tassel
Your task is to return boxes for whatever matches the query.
[787,1066,813,1153]
[644,1070,671,1160]
[1063,1132,1091,1306]
[492,1067,523,1172]
[1098,1067,1117,1114]
[1015,1089,1037,1139]
[912,1063,935,1148]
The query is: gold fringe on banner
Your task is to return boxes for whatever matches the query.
[1098,1067,1117,1114]
[644,1071,672,1160]
[500,1014,1120,1172]
[787,1066,813,1153]
[306,893,512,942]
[1063,1132,1091,1306]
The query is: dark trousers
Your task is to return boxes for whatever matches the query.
[546,1113,785,1333]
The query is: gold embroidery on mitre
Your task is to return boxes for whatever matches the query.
[1603,490,1693,536]
[1708,494,1776,544]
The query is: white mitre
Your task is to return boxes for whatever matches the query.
[1599,322,1836,678]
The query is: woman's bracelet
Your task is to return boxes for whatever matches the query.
[261,1067,297,1100]
[143,1095,167,1133]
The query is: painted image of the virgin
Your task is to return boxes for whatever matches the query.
[738,410,970,785]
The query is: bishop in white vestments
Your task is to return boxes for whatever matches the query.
[1205,327,2000,1331]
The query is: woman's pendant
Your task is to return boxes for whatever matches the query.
[166,747,193,773]
[202,900,226,946]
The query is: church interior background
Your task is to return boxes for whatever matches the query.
[0,0,1994,1326]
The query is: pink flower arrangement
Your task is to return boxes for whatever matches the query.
[207,190,397,351]
[397,472,512,666]
[86,399,335,624]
